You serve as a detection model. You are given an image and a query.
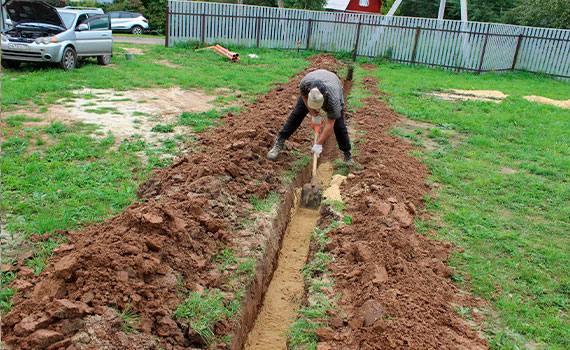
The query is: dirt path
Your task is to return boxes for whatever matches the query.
[113,36,164,45]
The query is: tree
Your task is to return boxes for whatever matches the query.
[504,0,570,29]
[381,0,518,23]
[284,0,326,11]
[445,0,517,23]
[42,0,66,6]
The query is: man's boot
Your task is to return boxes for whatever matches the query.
[267,137,285,160]
[344,151,353,164]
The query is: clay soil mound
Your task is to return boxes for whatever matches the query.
[1,54,342,350]
[319,76,488,349]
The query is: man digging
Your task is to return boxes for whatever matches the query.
[267,69,352,163]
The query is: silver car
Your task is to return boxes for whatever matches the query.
[109,11,149,35]
[1,1,113,70]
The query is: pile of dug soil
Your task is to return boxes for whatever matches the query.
[1,54,342,350]
[317,76,488,349]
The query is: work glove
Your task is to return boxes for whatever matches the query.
[311,115,322,126]
[311,143,323,156]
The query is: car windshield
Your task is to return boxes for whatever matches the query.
[58,12,76,29]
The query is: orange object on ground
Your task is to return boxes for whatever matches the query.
[195,44,240,62]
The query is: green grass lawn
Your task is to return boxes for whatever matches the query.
[0,44,314,270]
[1,42,314,111]
[357,61,569,350]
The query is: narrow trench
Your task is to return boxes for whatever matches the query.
[244,162,334,350]
[236,69,352,350]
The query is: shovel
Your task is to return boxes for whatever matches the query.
[300,123,323,209]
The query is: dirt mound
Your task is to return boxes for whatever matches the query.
[320,76,488,349]
[429,89,508,103]
[360,62,376,71]
[2,54,342,350]
[524,95,570,109]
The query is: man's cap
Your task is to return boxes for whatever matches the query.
[307,87,324,110]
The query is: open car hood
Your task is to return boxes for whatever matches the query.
[5,0,65,28]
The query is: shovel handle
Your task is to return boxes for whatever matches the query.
[311,130,319,185]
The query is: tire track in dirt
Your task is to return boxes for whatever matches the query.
[1,54,343,350]
[315,76,489,349]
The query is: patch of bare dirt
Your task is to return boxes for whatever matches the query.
[361,62,377,72]
[500,167,518,174]
[1,54,343,350]
[123,47,146,55]
[429,89,508,103]
[524,95,570,109]
[317,76,488,349]
[157,59,183,68]
[396,119,464,151]
[5,87,216,143]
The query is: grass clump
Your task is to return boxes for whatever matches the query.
[24,237,64,275]
[3,115,42,128]
[283,154,311,184]
[174,248,256,346]
[289,219,339,349]
[44,122,70,135]
[120,303,140,334]
[1,271,17,316]
[173,290,238,346]
[249,193,280,212]
[332,159,350,176]
[321,200,344,212]
[179,110,223,132]
[151,124,174,133]
[426,127,451,145]
[0,288,17,316]
[390,128,424,147]
[85,107,120,115]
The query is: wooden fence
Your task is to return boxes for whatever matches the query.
[167,1,570,80]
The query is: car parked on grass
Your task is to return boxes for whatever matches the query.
[109,11,149,35]
[1,1,113,71]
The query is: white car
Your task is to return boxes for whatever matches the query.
[109,11,149,35]
[1,2,113,70]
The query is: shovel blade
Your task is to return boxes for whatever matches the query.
[301,183,322,209]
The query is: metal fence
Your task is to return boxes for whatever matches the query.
[167,1,570,80]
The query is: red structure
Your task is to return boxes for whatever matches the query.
[346,0,382,13]
[326,0,382,14]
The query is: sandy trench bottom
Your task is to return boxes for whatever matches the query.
[244,162,336,349]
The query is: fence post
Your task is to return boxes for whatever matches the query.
[410,26,421,64]
[165,6,169,48]
[256,16,261,48]
[477,29,490,74]
[511,34,523,71]
[353,21,362,62]
[201,13,206,45]
[306,19,312,50]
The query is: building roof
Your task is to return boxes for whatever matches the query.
[325,0,351,11]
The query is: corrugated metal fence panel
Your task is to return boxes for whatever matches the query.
[518,26,570,77]
[168,1,570,79]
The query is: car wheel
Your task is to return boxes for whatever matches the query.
[1,59,21,69]
[60,47,77,71]
[131,25,143,35]
[97,55,112,65]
